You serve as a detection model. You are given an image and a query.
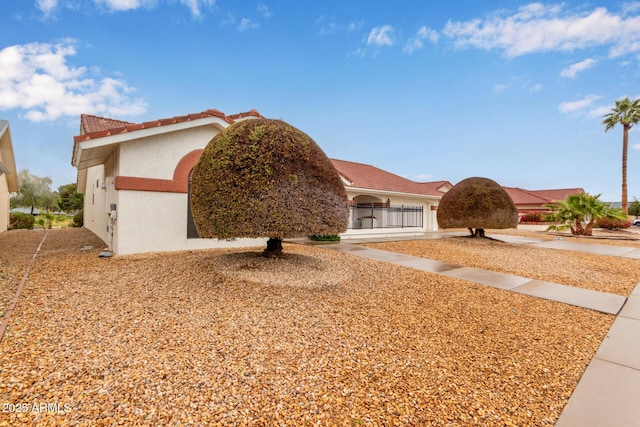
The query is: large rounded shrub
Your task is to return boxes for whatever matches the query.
[437,177,518,237]
[190,119,349,256]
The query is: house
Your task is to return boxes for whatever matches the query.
[72,107,582,255]
[72,109,266,255]
[0,120,18,233]
[503,187,584,216]
[330,159,451,239]
[72,109,453,254]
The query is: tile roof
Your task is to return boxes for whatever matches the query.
[74,108,263,143]
[330,158,451,197]
[532,188,584,201]
[72,108,263,167]
[80,115,133,135]
[504,187,584,206]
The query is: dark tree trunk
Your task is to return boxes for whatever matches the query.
[622,125,630,214]
[468,228,485,238]
[263,237,283,258]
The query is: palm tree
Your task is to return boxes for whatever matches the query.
[603,97,640,214]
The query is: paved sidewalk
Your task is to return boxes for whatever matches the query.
[303,236,640,427]
[556,282,640,427]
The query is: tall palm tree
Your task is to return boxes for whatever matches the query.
[603,97,640,214]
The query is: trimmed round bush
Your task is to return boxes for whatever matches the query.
[437,177,518,236]
[190,119,348,256]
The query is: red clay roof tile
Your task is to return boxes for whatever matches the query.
[330,158,451,197]
[75,108,263,143]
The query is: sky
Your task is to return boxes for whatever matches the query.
[2,1,640,202]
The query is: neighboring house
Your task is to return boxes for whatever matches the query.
[504,187,584,215]
[330,159,451,239]
[72,108,266,255]
[0,120,18,233]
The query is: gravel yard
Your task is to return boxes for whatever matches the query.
[367,235,640,296]
[1,228,614,426]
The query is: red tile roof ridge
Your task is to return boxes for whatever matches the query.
[75,108,262,142]
[80,114,134,134]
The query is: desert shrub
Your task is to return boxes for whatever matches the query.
[9,212,35,230]
[437,177,518,237]
[595,218,631,230]
[191,118,349,257]
[72,209,84,227]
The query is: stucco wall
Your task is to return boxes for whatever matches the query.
[83,164,109,245]
[115,190,265,255]
[0,174,8,233]
[118,127,215,179]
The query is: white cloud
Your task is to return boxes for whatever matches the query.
[586,105,612,119]
[37,0,214,19]
[94,0,154,12]
[257,2,271,19]
[443,4,640,58]
[367,25,395,47]
[558,94,601,114]
[316,16,363,35]
[560,58,597,77]
[238,17,259,31]
[179,0,214,19]
[36,0,58,15]
[493,83,511,93]
[403,26,439,54]
[0,40,147,122]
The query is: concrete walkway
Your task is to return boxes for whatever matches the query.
[325,242,626,315]
[300,235,640,427]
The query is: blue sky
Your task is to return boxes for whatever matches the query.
[2,1,640,201]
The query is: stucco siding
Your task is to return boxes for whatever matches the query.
[118,127,215,179]
[83,164,109,245]
[0,174,8,233]
[115,190,266,255]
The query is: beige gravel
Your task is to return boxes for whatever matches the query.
[0,230,48,322]
[1,228,613,426]
[368,235,640,296]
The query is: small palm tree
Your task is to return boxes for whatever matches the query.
[603,97,640,214]
[545,193,627,236]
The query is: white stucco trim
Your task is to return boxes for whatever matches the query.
[344,186,442,201]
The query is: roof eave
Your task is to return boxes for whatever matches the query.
[0,120,19,192]
[72,116,230,170]
[344,186,443,200]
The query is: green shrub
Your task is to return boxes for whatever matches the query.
[72,209,84,227]
[309,234,341,242]
[595,218,631,230]
[9,212,35,230]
